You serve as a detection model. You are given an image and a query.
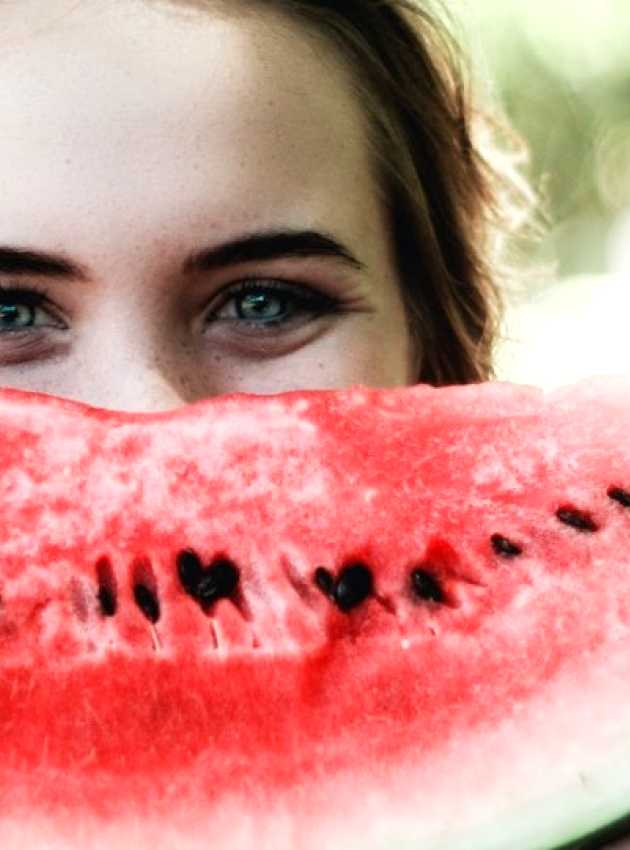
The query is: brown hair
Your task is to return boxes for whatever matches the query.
[163,0,535,384]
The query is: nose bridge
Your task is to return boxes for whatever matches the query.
[76,314,195,414]
[80,352,191,413]
[92,360,190,414]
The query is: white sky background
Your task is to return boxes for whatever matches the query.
[460,0,630,389]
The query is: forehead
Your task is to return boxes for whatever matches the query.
[0,0,384,270]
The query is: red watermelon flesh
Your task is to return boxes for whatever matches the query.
[1,378,630,849]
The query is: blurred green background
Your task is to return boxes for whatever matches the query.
[458,0,630,385]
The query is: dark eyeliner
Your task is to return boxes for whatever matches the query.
[0,283,51,306]
[206,279,343,329]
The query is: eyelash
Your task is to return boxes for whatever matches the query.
[0,279,342,335]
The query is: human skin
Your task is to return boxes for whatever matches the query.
[0,0,415,413]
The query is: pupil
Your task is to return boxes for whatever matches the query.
[238,291,285,321]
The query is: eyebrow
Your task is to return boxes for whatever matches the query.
[0,230,366,281]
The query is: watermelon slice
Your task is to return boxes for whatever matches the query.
[2,378,630,849]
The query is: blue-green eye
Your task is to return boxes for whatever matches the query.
[236,290,288,322]
[0,303,36,329]
[208,280,341,332]
[0,287,59,332]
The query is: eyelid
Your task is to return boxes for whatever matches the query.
[199,277,345,342]
[0,281,53,302]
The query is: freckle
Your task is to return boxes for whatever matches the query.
[213,355,222,364]
[318,362,324,370]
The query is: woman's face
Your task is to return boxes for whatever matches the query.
[0,0,415,412]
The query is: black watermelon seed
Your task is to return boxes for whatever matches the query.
[177,549,239,607]
[556,507,598,533]
[95,556,117,617]
[196,559,240,605]
[133,583,160,624]
[410,569,445,604]
[608,487,630,507]
[314,567,335,597]
[97,583,117,618]
[491,534,523,557]
[177,549,204,596]
[334,563,373,612]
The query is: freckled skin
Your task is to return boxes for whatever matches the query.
[0,0,416,412]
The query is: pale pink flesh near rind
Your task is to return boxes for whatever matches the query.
[0,377,630,848]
